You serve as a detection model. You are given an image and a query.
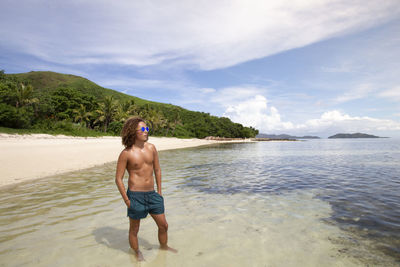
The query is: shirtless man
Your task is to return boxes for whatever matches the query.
[115,117,175,261]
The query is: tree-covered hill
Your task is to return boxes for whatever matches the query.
[0,70,258,138]
[6,71,149,105]
[328,133,382,138]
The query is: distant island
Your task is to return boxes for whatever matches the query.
[257,134,320,140]
[328,133,383,139]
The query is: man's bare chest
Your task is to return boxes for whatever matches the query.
[127,150,153,170]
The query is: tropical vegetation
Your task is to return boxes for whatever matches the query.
[0,70,258,138]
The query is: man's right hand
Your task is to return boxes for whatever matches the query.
[125,199,130,208]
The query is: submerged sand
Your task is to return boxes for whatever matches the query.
[0,134,253,187]
[1,136,397,266]
[0,162,388,266]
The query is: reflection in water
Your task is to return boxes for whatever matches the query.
[0,139,399,266]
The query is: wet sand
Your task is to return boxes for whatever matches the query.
[0,134,253,187]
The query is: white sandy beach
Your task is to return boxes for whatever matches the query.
[0,134,253,187]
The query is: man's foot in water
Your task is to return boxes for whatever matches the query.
[160,244,178,253]
[133,249,145,261]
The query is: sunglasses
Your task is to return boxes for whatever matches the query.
[137,127,149,132]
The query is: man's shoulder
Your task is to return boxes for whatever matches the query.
[145,142,156,150]
[118,147,131,160]
[122,146,131,152]
[120,147,131,155]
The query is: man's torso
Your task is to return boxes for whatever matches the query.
[126,142,155,191]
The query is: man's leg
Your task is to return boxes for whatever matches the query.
[150,213,168,247]
[150,213,177,252]
[129,218,144,260]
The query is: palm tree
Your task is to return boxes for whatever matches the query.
[146,108,168,135]
[30,98,40,118]
[73,104,92,127]
[170,108,183,135]
[138,103,151,119]
[163,119,176,136]
[15,83,39,108]
[94,96,117,132]
[116,99,138,122]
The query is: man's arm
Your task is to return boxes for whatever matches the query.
[115,149,130,207]
[152,145,162,195]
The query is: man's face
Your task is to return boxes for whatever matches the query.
[136,121,149,142]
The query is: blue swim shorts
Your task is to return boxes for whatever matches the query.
[126,189,165,219]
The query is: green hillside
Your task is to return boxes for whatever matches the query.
[328,133,381,138]
[0,70,258,138]
[8,71,155,105]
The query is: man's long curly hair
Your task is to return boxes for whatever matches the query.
[121,116,145,148]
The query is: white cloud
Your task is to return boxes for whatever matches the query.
[173,85,270,115]
[301,110,400,134]
[96,77,185,90]
[200,88,216,94]
[185,83,400,136]
[1,0,399,70]
[222,94,295,131]
[334,83,375,103]
[221,94,400,136]
[378,86,400,101]
[320,64,353,73]
[212,86,267,106]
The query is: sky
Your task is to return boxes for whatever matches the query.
[1,0,400,137]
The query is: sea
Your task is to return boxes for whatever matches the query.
[0,138,399,266]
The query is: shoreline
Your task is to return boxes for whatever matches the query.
[0,133,254,188]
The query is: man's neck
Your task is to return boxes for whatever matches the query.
[134,140,146,149]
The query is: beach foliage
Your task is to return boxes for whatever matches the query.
[0,70,259,138]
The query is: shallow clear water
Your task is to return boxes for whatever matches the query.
[0,139,399,266]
